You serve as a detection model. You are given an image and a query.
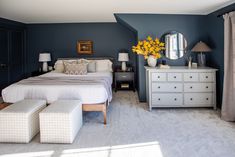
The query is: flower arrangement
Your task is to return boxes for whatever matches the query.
[132,36,165,59]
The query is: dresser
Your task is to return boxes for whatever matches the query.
[145,66,218,111]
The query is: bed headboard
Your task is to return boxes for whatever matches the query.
[57,57,115,71]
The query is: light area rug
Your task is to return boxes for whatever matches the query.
[0,91,235,157]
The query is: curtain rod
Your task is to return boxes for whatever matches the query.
[217,9,235,17]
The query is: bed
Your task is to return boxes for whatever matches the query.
[1,58,113,124]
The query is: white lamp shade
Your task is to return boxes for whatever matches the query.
[118,53,129,62]
[39,53,51,62]
[191,41,212,52]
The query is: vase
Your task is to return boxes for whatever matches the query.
[147,55,157,67]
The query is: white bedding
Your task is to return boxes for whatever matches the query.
[2,71,113,104]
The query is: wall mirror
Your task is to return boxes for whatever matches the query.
[161,31,187,60]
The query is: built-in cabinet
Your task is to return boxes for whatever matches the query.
[145,66,217,111]
[0,28,25,93]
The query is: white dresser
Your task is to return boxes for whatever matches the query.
[145,66,218,111]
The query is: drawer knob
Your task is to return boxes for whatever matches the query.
[158,76,160,78]
[206,98,209,100]
[190,86,193,89]
[206,86,208,88]
[174,86,177,89]
[174,76,176,78]
[158,98,161,101]
[174,98,177,101]
[190,76,192,78]
[206,76,208,78]
[190,98,193,101]
[158,86,160,89]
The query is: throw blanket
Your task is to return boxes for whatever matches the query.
[3,76,112,103]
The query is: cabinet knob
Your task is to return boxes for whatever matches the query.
[190,98,193,100]
[206,76,208,78]
[158,98,161,101]
[174,86,177,89]
[206,86,208,88]
[190,76,193,78]
[158,86,160,89]
[190,86,193,89]
[174,98,177,101]
[158,76,160,78]
[174,76,176,78]
[206,98,209,100]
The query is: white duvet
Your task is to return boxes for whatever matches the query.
[2,71,113,104]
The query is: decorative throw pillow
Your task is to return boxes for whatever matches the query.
[64,62,88,75]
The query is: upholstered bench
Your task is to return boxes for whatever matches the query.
[0,100,46,143]
[39,100,83,143]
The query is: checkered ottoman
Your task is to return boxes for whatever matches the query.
[0,100,47,143]
[39,100,83,143]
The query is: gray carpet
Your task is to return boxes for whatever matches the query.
[0,91,235,157]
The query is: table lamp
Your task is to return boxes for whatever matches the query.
[191,41,211,66]
[118,53,129,71]
[39,53,51,72]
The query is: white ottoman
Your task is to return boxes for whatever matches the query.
[0,100,47,143]
[39,100,83,143]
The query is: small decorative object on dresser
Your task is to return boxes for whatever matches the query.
[39,53,51,72]
[118,53,129,71]
[132,36,165,67]
[145,66,218,111]
[115,70,135,92]
[191,41,212,66]
[77,40,93,54]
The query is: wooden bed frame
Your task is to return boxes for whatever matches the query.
[83,101,107,124]
[1,57,113,125]
[1,101,108,124]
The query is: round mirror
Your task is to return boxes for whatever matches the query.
[161,31,187,60]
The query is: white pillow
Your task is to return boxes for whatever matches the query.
[95,60,113,72]
[54,60,64,73]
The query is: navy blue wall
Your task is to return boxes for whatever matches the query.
[116,14,208,101]
[26,23,136,73]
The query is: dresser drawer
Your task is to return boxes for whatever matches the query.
[184,83,213,92]
[152,93,183,106]
[152,73,166,81]
[167,73,183,82]
[152,83,183,92]
[115,72,133,81]
[199,73,214,82]
[184,93,213,105]
[183,73,199,82]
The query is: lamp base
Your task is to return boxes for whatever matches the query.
[121,62,127,71]
[197,52,206,66]
[42,62,48,72]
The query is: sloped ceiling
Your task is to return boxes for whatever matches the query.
[0,0,234,23]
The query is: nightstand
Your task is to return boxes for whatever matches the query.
[31,71,49,77]
[114,71,135,92]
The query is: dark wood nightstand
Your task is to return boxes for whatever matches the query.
[114,71,135,92]
[31,71,50,77]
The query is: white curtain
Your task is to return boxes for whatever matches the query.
[222,12,235,121]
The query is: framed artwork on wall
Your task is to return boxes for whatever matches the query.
[77,40,93,54]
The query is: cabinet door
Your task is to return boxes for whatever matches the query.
[0,29,9,93]
[9,31,24,84]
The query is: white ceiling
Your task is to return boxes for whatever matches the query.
[0,0,234,23]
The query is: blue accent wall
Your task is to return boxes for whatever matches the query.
[26,23,136,73]
[115,14,208,102]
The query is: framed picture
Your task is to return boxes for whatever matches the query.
[77,40,93,54]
